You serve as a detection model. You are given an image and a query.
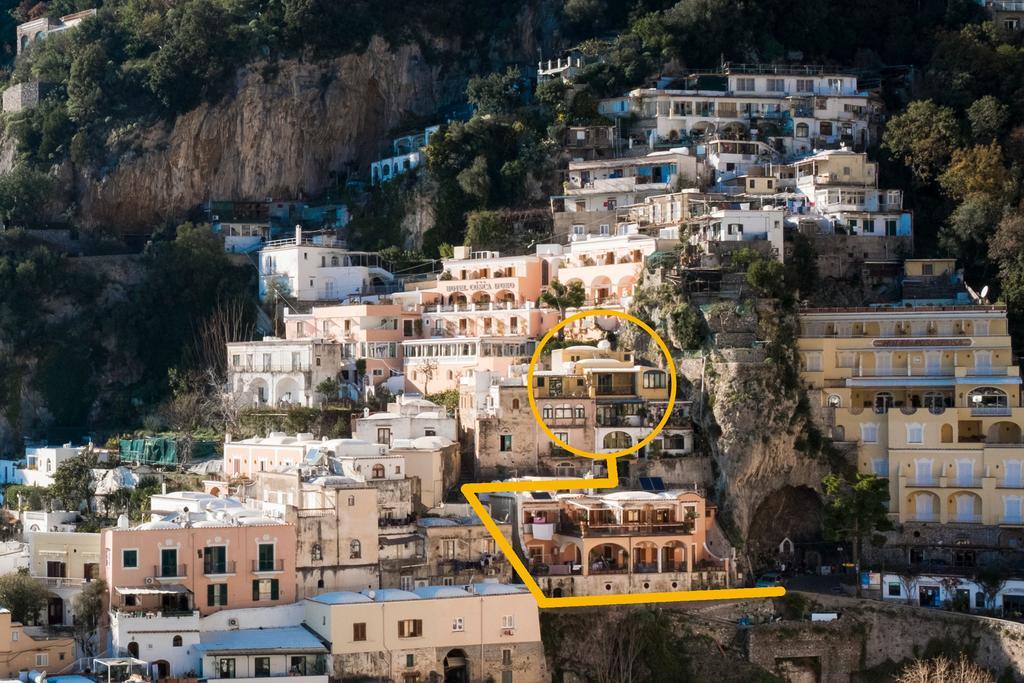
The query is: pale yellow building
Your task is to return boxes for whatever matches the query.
[799,291,1024,526]
[0,609,74,678]
[27,531,100,626]
[304,583,546,682]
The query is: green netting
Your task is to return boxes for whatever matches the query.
[119,437,217,465]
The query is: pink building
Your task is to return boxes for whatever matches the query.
[402,337,536,394]
[100,510,297,618]
[223,435,388,479]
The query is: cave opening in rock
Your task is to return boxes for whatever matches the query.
[746,485,825,573]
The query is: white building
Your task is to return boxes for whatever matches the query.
[370,126,440,185]
[194,626,328,683]
[258,227,396,301]
[20,445,83,487]
[226,337,344,408]
[881,572,1024,615]
[353,396,457,446]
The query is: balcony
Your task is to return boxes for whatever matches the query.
[906,513,939,522]
[251,559,285,573]
[153,565,188,580]
[548,446,573,458]
[972,406,1012,417]
[1000,516,1024,526]
[998,480,1024,489]
[906,478,937,488]
[558,520,694,538]
[233,363,311,373]
[951,514,982,524]
[33,576,86,588]
[596,415,644,427]
[203,561,237,576]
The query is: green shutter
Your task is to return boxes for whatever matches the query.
[270,579,279,601]
[252,580,260,601]
[207,585,215,606]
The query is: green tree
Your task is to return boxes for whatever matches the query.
[746,258,786,298]
[967,96,1009,142]
[938,142,1008,202]
[50,448,98,512]
[315,377,340,402]
[540,278,586,338]
[456,155,491,205]
[0,571,50,625]
[990,211,1024,312]
[882,100,961,182]
[463,210,504,249]
[466,66,522,116]
[822,473,893,598]
[0,165,55,227]
[72,578,107,656]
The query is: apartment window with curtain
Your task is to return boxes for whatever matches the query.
[398,619,423,638]
[252,579,280,601]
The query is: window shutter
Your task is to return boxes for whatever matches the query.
[207,584,215,607]
[252,580,260,601]
[270,579,279,600]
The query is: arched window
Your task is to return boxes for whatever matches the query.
[372,464,385,479]
[172,635,182,647]
[511,398,520,410]
[542,405,553,419]
[795,122,809,138]
[311,544,322,561]
[347,495,355,506]
[603,431,633,449]
[827,395,841,408]
[967,386,1008,409]
[350,540,362,559]
[941,424,954,443]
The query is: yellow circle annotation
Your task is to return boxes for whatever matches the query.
[526,309,677,460]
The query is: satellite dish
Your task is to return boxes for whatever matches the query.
[980,285,989,300]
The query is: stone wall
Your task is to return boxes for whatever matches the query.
[2,81,47,112]
[333,641,547,682]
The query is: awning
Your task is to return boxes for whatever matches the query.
[955,376,1022,385]
[116,585,190,596]
[846,378,955,388]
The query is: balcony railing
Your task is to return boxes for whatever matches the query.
[34,576,85,588]
[1001,516,1024,525]
[203,561,237,576]
[973,406,1012,417]
[233,363,311,373]
[154,565,187,579]
[906,479,937,487]
[998,480,1024,489]
[952,514,982,524]
[252,559,284,572]
[558,521,694,537]
[952,478,982,488]
[907,513,939,522]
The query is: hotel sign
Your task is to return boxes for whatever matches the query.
[872,338,971,348]
[441,277,517,293]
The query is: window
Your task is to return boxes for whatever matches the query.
[122,549,138,569]
[795,79,813,93]
[405,655,415,668]
[887,583,901,597]
[348,496,356,506]
[795,123,809,138]
[353,622,367,641]
[501,614,515,629]
[372,464,385,479]
[160,548,178,577]
[204,546,227,575]
[862,219,875,234]
[502,649,513,666]
[766,78,785,92]
[350,540,362,559]
[219,659,236,679]
[906,424,924,444]
[511,399,520,411]
[11,631,17,642]
[207,583,228,606]
[257,543,276,571]
[254,657,271,677]
[398,619,423,638]
[542,406,552,419]
[311,544,322,561]
[35,654,48,667]
[819,121,833,136]
[500,435,512,451]
[886,219,898,236]
[861,423,879,444]
[976,592,986,609]
[735,77,754,91]
[452,617,465,632]
[252,579,279,601]
[643,371,667,389]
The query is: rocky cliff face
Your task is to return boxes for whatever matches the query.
[71,3,553,232]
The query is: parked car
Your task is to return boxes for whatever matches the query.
[755,572,783,588]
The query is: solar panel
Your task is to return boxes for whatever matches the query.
[650,477,665,492]
[531,492,553,500]
[639,477,654,491]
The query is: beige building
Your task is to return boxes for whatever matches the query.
[27,531,100,626]
[304,583,546,682]
[0,609,74,678]
[492,486,732,597]
[799,270,1024,526]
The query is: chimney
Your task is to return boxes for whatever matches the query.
[161,482,167,495]
[294,224,302,245]
[225,433,233,444]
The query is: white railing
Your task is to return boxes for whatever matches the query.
[34,576,85,588]
[973,406,1012,417]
